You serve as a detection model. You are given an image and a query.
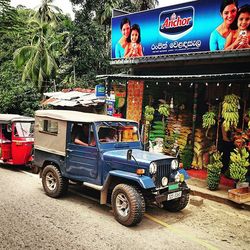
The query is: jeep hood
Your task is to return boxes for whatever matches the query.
[103,149,174,165]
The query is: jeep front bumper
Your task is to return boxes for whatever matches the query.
[155,185,190,203]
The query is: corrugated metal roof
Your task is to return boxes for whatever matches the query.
[42,89,106,107]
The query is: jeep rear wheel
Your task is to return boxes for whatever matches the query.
[42,164,68,198]
[111,184,145,227]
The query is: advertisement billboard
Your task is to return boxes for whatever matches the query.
[111,0,250,59]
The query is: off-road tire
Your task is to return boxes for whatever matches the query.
[162,192,189,212]
[42,164,68,198]
[111,184,145,227]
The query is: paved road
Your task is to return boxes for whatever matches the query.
[0,166,249,250]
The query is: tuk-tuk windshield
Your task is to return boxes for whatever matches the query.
[97,122,139,143]
[14,122,34,138]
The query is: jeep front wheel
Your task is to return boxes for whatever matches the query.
[162,192,189,212]
[42,164,68,198]
[111,184,145,227]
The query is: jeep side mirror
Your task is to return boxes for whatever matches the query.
[127,149,132,161]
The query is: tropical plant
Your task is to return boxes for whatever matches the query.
[13,1,69,93]
[222,94,240,131]
[207,151,223,190]
[34,0,62,24]
[13,20,58,93]
[229,148,249,183]
[133,0,159,10]
[0,0,18,33]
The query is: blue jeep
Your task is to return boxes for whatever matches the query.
[34,110,189,226]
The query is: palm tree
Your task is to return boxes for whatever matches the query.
[133,0,159,11]
[34,0,62,24]
[99,0,119,25]
[13,0,67,93]
[14,19,58,93]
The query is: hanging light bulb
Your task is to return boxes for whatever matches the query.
[170,97,174,109]
[217,83,220,86]
[179,82,182,86]
[205,82,208,86]
[167,82,170,85]
[146,85,149,88]
[228,83,232,87]
[190,83,193,87]
[156,82,158,85]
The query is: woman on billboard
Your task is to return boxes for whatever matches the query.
[115,17,131,58]
[124,24,144,58]
[209,0,238,51]
[225,4,250,49]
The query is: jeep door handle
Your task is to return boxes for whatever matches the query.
[66,149,73,153]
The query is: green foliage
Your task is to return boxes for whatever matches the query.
[0,6,41,115]
[207,151,223,190]
[13,1,70,93]
[0,0,18,33]
[230,148,249,182]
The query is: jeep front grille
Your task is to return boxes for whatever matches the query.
[154,160,171,188]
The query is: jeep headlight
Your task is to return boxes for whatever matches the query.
[171,159,179,170]
[149,162,157,174]
[161,177,168,187]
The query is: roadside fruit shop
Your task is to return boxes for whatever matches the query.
[101,1,250,184]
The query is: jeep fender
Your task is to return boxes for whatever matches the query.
[100,170,155,204]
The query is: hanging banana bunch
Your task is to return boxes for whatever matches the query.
[202,111,216,129]
[229,148,250,183]
[145,105,155,122]
[221,94,240,131]
[158,104,170,117]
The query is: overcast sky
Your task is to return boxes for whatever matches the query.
[10,0,193,19]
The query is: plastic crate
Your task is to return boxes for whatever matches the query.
[228,187,250,204]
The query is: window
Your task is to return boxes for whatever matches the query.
[14,122,34,138]
[40,119,58,134]
[98,123,139,143]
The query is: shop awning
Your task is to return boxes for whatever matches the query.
[97,72,250,83]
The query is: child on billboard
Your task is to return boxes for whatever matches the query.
[124,24,144,58]
[225,4,250,50]
[209,0,238,51]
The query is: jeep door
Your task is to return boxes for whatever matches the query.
[66,123,98,180]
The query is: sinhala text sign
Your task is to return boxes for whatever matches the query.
[111,0,250,59]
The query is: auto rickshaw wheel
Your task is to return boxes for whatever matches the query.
[42,164,68,198]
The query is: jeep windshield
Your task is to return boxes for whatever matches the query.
[97,122,139,143]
